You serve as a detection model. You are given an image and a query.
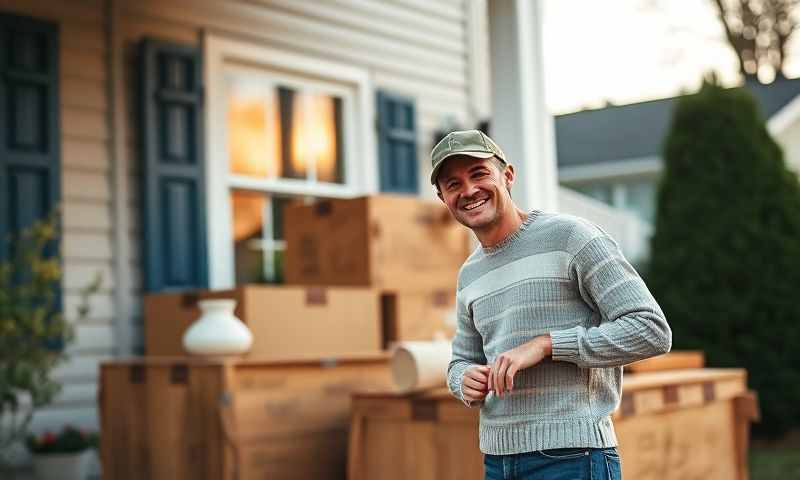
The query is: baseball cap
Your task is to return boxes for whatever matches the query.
[430,130,506,185]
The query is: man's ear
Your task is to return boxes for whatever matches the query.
[504,164,515,191]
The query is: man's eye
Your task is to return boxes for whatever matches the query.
[447,183,458,190]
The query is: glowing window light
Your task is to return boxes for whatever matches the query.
[291,93,339,182]
[231,190,265,242]
[227,84,281,178]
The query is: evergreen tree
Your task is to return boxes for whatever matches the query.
[649,78,800,437]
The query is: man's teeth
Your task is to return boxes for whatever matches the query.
[464,199,487,210]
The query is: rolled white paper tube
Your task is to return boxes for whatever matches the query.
[391,340,452,392]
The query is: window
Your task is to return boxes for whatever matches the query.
[574,183,613,205]
[571,179,657,226]
[205,35,375,288]
[623,179,656,224]
[227,71,345,184]
[230,191,292,284]
[224,66,353,284]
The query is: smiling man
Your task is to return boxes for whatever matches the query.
[432,130,672,480]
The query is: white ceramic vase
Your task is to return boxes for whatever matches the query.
[32,449,91,480]
[182,299,253,355]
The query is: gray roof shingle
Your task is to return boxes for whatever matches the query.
[555,77,800,167]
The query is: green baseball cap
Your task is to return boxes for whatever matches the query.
[430,129,506,185]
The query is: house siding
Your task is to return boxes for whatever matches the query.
[0,0,115,432]
[774,118,800,176]
[120,0,482,351]
[0,0,485,433]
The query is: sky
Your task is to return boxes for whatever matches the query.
[541,0,800,114]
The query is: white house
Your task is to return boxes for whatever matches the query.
[0,0,643,446]
[555,76,800,247]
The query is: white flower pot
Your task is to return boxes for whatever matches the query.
[32,449,91,480]
[182,299,253,355]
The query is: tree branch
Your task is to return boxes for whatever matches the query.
[712,0,750,77]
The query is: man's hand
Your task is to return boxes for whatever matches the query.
[489,335,553,398]
[461,365,491,404]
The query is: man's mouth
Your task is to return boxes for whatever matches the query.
[462,198,488,211]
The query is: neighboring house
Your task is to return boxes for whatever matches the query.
[1,0,565,441]
[555,76,800,238]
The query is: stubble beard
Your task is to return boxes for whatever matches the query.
[455,196,501,232]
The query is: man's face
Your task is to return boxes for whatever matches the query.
[436,155,514,231]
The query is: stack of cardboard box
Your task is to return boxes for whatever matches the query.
[283,194,471,349]
[101,195,471,479]
[143,194,472,359]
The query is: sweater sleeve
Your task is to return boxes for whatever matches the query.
[549,234,672,368]
[447,295,487,407]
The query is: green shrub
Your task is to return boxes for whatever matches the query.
[648,78,800,437]
[0,212,101,450]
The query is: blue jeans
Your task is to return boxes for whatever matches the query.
[484,447,622,480]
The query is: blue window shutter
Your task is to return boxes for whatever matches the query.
[0,14,61,349]
[377,91,418,194]
[0,14,60,262]
[139,38,208,292]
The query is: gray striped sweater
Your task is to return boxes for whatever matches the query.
[447,211,671,455]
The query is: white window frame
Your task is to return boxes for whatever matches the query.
[204,33,377,288]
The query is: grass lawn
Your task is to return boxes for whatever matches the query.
[750,433,800,480]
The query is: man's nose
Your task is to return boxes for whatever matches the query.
[462,181,481,198]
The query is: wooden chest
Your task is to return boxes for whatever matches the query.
[348,368,759,480]
[100,354,393,480]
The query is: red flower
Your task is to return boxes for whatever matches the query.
[43,432,56,444]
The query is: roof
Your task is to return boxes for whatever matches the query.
[555,77,800,168]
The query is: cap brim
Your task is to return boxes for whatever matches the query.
[430,151,498,185]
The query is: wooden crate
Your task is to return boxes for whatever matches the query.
[144,285,383,358]
[348,368,759,480]
[283,195,472,291]
[100,354,393,480]
[624,350,705,373]
[348,389,481,480]
[614,369,758,479]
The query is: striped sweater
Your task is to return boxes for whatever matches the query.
[447,210,671,455]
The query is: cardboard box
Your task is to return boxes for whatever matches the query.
[144,285,382,359]
[145,286,455,358]
[283,195,472,291]
[100,354,394,480]
[381,290,457,348]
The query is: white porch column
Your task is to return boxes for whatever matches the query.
[488,0,558,212]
